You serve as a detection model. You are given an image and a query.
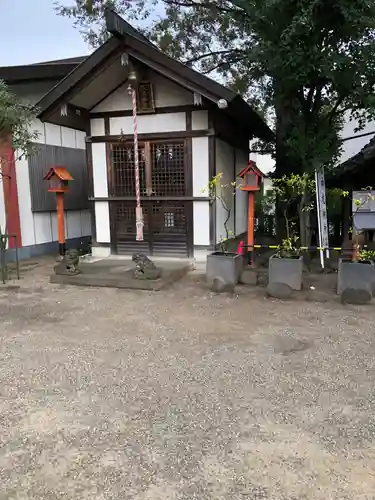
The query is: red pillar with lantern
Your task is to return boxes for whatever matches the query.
[238,161,263,266]
[43,166,73,256]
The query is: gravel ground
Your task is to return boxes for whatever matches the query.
[1,260,375,499]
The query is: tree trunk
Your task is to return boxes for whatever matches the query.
[274,89,300,241]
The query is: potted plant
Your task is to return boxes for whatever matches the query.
[268,235,304,290]
[204,173,243,288]
[337,191,375,295]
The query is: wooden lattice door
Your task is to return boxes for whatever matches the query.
[110,140,190,256]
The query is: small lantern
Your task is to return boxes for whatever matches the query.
[43,166,73,193]
[238,161,265,267]
[43,166,74,256]
[238,161,262,191]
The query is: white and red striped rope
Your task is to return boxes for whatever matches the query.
[128,84,144,241]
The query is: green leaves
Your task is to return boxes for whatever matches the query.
[56,0,375,175]
[0,80,39,158]
[203,172,241,247]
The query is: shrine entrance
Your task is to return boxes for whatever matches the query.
[109,140,192,257]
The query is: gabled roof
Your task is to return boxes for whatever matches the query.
[36,9,274,142]
[0,56,87,84]
[339,136,375,173]
[43,166,74,181]
[238,160,266,179]
[326,136,375,189]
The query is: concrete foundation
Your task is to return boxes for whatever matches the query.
[50,258,192,290]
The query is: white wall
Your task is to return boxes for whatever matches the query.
[192,110,208,130]
[92,71,193,113]
[192,136,210,246]
[16,121,91,248]
[92,142,110,244]
[235,148,249,235]
[215,139,236,243]
[109,113,186,135]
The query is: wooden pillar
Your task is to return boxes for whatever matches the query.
[56,192,66,256]
[0,134,22,249]
[247,191,255,265]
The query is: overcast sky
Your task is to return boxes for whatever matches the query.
[0,0,90,66]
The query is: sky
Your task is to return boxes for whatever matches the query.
[0,0,90,66]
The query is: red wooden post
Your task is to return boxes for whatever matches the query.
[56,192,66,256]
[247,191,255,265]
[43,166,73,256]
[238,161,264,266]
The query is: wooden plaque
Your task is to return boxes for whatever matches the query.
[137,81,155,113]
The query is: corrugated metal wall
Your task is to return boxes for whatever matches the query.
[28,143,89,212]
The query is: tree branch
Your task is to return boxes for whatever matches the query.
[328,95,346,123]
[183,49,243,65]
[201,55,248,74]
[305,85,315,113]
[163,0,242,15]
[312,81,323,116]
[297,90,308,114]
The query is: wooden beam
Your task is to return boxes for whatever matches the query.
[87,129,214,143]
[90,105,205,119]
[88,196,211,202]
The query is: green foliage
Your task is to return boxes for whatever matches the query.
[54,0,154,47]
[358,248,375,263]
[202,172,241,252]
[260,173,349,241]
[276,236,301,259]
[57,0,375,174]
[272,174,316,203]
[0,80,39,158]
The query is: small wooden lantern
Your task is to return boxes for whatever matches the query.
[43,166,73,256]
[238,161,264,265]
[238,160,262,191]
[43,166,73,192]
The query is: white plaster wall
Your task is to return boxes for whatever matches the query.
[193,202,210,246]
[15,120,91,248]
[90,118,105,136]
[92,143,108,198]
[339,112,375,164]
[110,112,186,135]
[192,137,209,197]
[91,142,111,243]
[192,136,210,246]
[192,110,208,130]
[92,71,193,113]
[94,202,111,243]
[215,139,235,243]
[235,148,249,235]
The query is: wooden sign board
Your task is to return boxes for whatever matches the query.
[137,81,155,113]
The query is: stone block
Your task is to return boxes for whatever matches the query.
[268,256,303,291]
[206,252,243,287]
[341,286,372,305]
[266,282,293,299]
[211,277,235,294]
[337,259,375,295]
[239,269,258,286]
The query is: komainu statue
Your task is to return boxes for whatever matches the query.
[132,253,161,280]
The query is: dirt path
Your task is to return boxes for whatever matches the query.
[0,261,374,499]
